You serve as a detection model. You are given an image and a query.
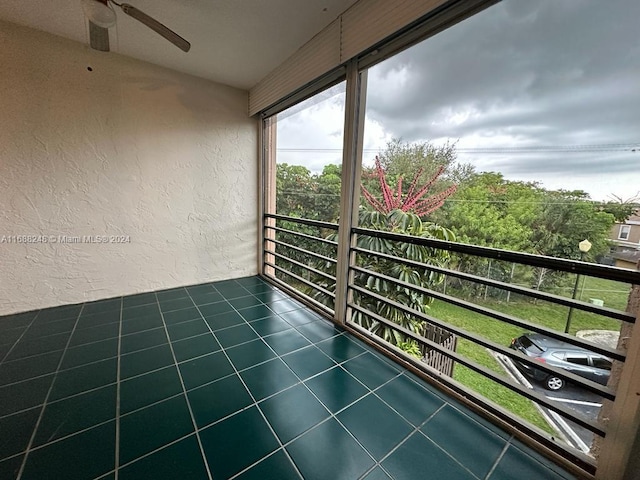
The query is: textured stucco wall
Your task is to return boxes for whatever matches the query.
[0,21,258,315]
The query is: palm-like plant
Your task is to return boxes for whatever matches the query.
[309,159,457,349]
[352,209,454,346]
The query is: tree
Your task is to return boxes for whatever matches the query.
[599,193,640,223]
[434,173,617,296]
[528,190,615,293]
[315,164,342,223]
[352,210,454,347]
[275,163,341,222]
[377,138,459,185]
[433,172,538,251]
[309,159,457,352]
[361,156,457,217]
[274,163,339,289]
[431,172,542,296]
[361,139,466,212]
[531,190,615,261]
[276,163,316,218]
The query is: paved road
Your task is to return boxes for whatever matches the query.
[530,377,603,451]
[495,352,603,453]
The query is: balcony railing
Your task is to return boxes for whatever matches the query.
[263,214,339,314]
[263,213,640,476]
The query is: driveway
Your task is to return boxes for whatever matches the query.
[494,352,602,454]
[530,375,602,451]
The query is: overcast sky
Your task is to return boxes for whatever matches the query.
[277,0,640,202]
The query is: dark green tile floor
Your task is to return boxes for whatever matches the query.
[0,276,576,480]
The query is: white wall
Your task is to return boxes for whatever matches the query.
[0,21,258,315]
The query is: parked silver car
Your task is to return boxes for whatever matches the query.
[510,333,612,391]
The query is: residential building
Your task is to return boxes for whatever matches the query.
[610,212,640,251]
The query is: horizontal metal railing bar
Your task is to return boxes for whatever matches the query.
[269,250,336,282]
[349,283,616,401]
[267,225,339,247]
[348,301,606,437]
[353,227,640,285]
[264,261,336,300]
[353,246,635,324]
[350,265,626,362]
[265,213,339,231]
[264,238,338,265]
[344,320,597,476]
[261,273,335,316]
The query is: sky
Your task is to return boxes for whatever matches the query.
[276,0,640,202]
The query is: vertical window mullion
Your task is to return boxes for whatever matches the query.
[334,61,368,324]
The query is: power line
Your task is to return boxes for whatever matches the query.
[279,192,621,205]
[277,143,640,154]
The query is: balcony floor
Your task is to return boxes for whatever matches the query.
[0,276,576,479]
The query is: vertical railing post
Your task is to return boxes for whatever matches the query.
[334,61,367,325]
[595,261,640,479]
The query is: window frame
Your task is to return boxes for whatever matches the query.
[257,2,640,478]
[619,225,631,240]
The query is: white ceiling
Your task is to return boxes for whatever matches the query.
[0,0,358,90]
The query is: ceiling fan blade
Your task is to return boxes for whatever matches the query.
[89,20,110,51]
[120,4,191,52]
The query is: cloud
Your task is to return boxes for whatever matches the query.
[362,0,640,199]
[274,1,640,200]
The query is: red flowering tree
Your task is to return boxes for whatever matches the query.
[311,156,458,354]
[361,156,457,217]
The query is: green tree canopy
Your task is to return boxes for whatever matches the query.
[276,163,341,222]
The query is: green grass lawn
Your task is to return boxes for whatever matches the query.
[428,277,632,435]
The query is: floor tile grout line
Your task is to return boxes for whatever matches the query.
[114,298,123,480]
[119,390,186,420]
[218,294,407,477]
[254,310,481,476]
[18,415,117,456]
[370,403,449,473]
[2,377,382,476]
[365,375,496,479]
[227,447,303,480]
[5,296,413,456]
[188,291,306,480]
[0,322,122,365]
[0,310,42,366]
[367,374,443,431]
[0,354,118,390]
[15,303,86,480]
[1,278,566,479]
[378,401,486,480]
[9,385,188,460]
[0,382,116,422]
[1,343,70,367]
[358,461,395,480]
[114,430,200,472]
[483,438,512,480]
[0,334,177,392]
[93,469,117,480]
[504,437,574,480]
[0,450,24,465]
[397,371,514,443]
[153,292,215,480]
[3,318,77,340]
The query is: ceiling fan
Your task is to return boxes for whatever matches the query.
[81,0,191,52]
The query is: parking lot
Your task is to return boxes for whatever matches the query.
[531,377,603,451]
[496,353,603,453]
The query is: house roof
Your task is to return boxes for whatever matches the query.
[612,250,640,266]
[0,0,358,90]
[624,213,640,225]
